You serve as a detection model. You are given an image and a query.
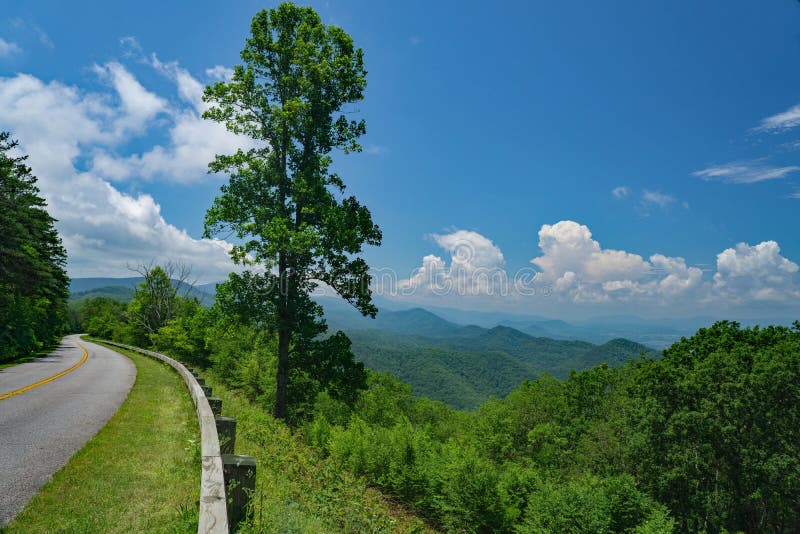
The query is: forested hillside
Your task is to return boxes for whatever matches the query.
[347,325,657,409]
[72,279,800,532]
[0,133,69,361]
[69,284,657,409]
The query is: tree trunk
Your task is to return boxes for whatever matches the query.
[275,323,289,420]
[274,245,291,420]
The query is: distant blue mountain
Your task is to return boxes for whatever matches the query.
[69,277,144,293]
[69,277,215,305]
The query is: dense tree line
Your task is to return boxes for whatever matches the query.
[72,265,368,424]
[74,288,800,532]
[0,132,69,361]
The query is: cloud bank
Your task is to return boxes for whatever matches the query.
[0,59,246,282]
[397,221,797,313]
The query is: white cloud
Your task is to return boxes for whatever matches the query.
[0,68,241,282]
[532,221,651,284]
[205,65,234,81]
[399,230,508,296]
[90,57,256,184]
[648,254,703,297]
[531,221,654,302]
[530,222,796,305]
[713,241,800,302]
[119,36,143,58]
[641,190,675,209]
[612,186,630,199]
[149,54,205,108]
[392,220,797,311]
[693,160,800,184]
[0,38,21,57]
[756,102,800,131]
[92,62,167,138]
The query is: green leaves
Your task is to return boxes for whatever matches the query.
[202,3,379,419]
[630,322,800,531]
[0,132,69,360]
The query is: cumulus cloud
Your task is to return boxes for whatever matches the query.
[713,241,800,302]
[0,37,21,57]
[398,230,508,296]
[0,65,243,281]
[527,221,800,305]
[532,221,651,284]
[393,221,798,311]
[693,160,800,184]
[149,54,205,108]
[612,186,630,198]
[530,221,655,302]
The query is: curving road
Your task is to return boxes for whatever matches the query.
[0,335,136,526]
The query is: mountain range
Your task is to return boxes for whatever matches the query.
[67,277,696,408]
[69,277,216,305]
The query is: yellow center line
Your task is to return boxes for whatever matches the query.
[0,342,90,401]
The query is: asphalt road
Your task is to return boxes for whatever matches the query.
[0,335,136,526]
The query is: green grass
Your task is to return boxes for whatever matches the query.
[0,339,63,370]
[200,372,434,533]
[3,340,200,534]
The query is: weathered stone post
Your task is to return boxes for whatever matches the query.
[223,454,256,529]
[215,416,236,454]
[195,377,205,386]
[201,385,212,397]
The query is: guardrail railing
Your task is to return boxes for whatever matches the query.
[100,341,229,533]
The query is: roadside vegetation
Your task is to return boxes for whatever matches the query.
[201,372,432,533]
[73,279,800,533]
[0,338,63,371]
[0,133,69,363]
[3,342,199,534]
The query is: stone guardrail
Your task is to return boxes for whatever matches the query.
[99,341,228,533]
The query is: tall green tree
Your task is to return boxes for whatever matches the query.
[203,3,381,420]
[0,132,69,360]
[629,321,800,532]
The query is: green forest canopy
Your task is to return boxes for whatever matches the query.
[0,132,69,361]
[73,282,800,533]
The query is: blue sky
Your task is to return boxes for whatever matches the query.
[2,0,800,318]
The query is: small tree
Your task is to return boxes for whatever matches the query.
[203,3,381,420]
[127,262,195,345]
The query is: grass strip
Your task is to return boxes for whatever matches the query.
[3,341,200,534]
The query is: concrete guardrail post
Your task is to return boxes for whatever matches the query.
[215,416,236,454]
[208,397,222,416]
[223,454,256,530]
